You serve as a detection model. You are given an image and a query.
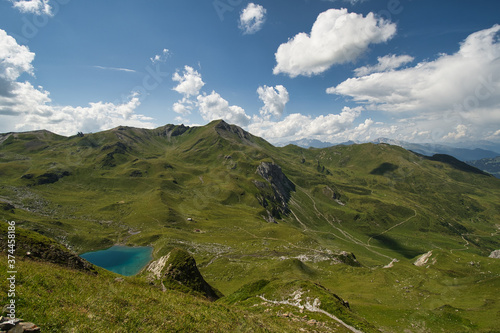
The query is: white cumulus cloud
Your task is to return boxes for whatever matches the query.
[172,97,195,116]
[171,65,251,127]
[197,91,251,127]
[354,54,414,76]
[10,0,52,16]
[248,106,363,142]
[0,30,35,98]
[172,66,205,97]
[239,3,267,35]
[257,85,289,120]
[444,124,468,140]
[328,25,500,114]
[326,25,500,142]
[273,8,396,77]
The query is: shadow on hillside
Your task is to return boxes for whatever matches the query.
[422,154,490,176]
[370,234,421,259]
[370,163,399,175]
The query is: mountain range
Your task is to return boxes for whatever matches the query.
[284,137,500,161]
[371,138,500,162]
[467,156,500,178]
[1,120,499,332]
[284,137,500,178]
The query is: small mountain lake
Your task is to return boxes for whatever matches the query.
[80,245,153,276]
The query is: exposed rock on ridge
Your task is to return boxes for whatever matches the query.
[155,124,190,139]
[146,248,222,301]
[214,120,256,146]
[255,162,295,221]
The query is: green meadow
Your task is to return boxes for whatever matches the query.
[1,120,499,332]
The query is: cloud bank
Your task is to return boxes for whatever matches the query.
[248,106,364,143]
[325,25,500,143]
[328,25,500,113]
[0,30,155,136]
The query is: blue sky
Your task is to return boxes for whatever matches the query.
[0,0,499,145]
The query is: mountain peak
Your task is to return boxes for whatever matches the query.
[209,119,258,146]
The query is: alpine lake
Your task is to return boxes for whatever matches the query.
[80,245,153,276]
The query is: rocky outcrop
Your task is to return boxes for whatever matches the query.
[414,251,433,266]
[214,120,256,145]
[255,162,295,221]
[0,223,96,274]
[489,250,500,259]
[24,242,95,273]
[146,248,222,301]
[0,317,40,332]
[156,124,190,139]
[334,251,361,267]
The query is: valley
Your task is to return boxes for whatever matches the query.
[1,120,499,332]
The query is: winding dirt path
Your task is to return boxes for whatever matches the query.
[294,186,394,261]
[366,208,417,246]
[259,295,364,333]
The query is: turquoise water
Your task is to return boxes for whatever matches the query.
[80,245,153,276]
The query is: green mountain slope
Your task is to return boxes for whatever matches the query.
[1,120,500,332]
[0,254,353,332]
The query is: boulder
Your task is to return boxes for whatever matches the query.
[0,317,40,333]
[489,250,500,259]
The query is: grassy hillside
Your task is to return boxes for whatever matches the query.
[1,120,500,332]
[0,223,378,332]
[1,253,358,332]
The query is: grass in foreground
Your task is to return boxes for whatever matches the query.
[0,254,362,332]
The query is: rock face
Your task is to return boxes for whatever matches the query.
[214,120,255,145]
[26,243,95,273]
[489,250,500,259]
[156,124,190,139]
[147,248,222,301]
[255,162,295,221]
[0,223,96,274]
[414,251,433,267]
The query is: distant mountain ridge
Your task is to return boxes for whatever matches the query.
[277,138,335,148]
[280,137,500,162]
[467,156,500,178]
[372,137,500,161]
